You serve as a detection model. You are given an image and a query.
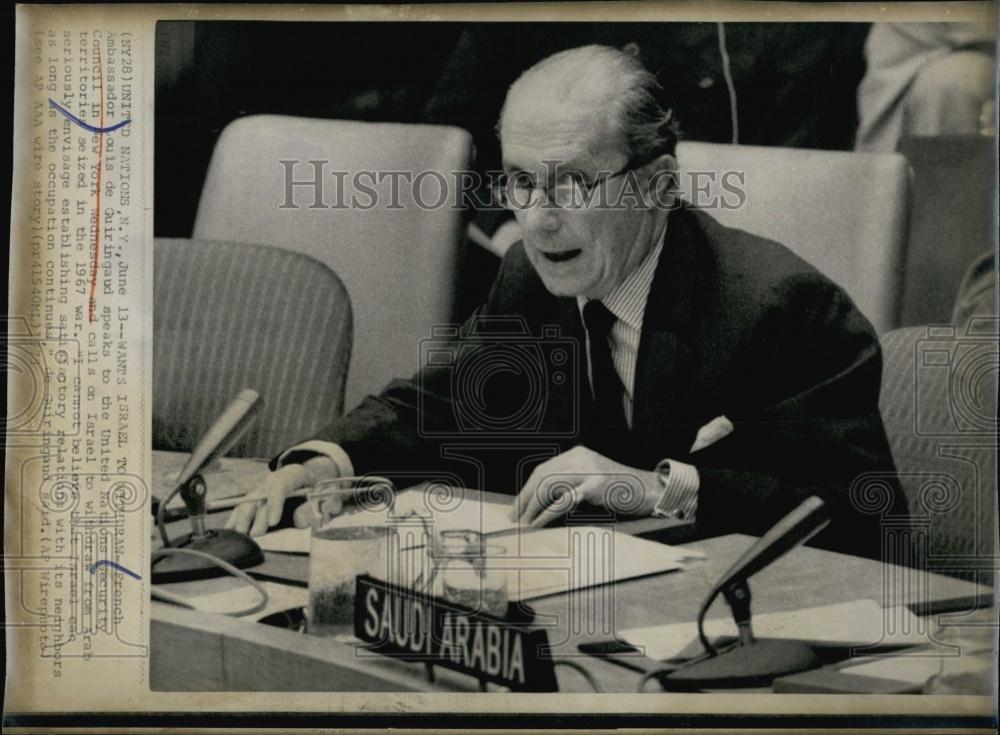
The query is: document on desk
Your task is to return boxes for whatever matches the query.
[391,487,522,535]
[256,488,520,554]
[477,526,703,601]
[620,599,927,660]
[257,491,701,601]
[379,525,702,600]
[154,451,272,509]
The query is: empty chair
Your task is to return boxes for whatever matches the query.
[154,237,352,459]
[675,142,911,334]
[192,115,472,410]
[878,321,997,584]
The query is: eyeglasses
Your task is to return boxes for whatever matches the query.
[495,159,649,211]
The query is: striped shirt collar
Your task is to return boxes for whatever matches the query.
[577,225,666,330]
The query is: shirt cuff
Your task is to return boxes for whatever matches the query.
[274,440,355,478]
[653,459,700,520]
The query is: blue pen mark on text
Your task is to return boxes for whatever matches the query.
[48,98,132,133]
[90,560,142,580]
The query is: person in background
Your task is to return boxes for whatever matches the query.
[855,22,997,152]
[951,251,998,334]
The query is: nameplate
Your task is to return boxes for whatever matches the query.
[354,575,558,692]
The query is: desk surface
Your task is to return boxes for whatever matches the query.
[150,452,989,693]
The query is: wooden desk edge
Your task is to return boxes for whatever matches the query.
[151,601,469,692]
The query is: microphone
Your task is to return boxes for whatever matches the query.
[151,389,266,584]
[173,388,261,494]
[656,496,830,690]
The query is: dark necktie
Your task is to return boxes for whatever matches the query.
[582,300,629,452]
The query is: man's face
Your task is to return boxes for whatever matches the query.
[500,96,656,300]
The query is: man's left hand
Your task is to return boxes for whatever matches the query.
[509,445,664,527]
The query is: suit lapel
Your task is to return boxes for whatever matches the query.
[632,208,704,460]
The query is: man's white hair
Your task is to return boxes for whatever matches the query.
[498,44,679,161]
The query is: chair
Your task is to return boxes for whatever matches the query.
[675,142,911,334]
[192,115,472,410]
[153,238,352,459]
[896,135,996,326]
[878,321,997,584]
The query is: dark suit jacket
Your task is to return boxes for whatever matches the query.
[305,205,906,559]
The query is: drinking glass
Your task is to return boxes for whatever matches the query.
[432,530,509,618]
[306,483,389,635]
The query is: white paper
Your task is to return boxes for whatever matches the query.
[257,527,313,554]
[621,599,928,661]
[257,489,519,553]
[260,519,698,601]
[839,656,944,685]
[398,525,698,600]
[180,581,309,622]
[506,526,694,599]
[390,488,521,535]
[156,451,271,509]
[840,649,992,686]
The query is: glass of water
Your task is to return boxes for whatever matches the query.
[306,483,389,635]
[433,530,509,618]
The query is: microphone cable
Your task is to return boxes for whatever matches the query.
[151,474,394,619]
[635,645,731,692]
[150,547,270,618]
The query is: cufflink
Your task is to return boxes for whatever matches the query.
[651,506,686,520]
[651,459,687,520]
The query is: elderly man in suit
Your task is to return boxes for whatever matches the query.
[228,45,904,558]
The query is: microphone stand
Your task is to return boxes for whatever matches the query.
[654,496,830,690]
[720,578,753,649]
[151,389,266,584]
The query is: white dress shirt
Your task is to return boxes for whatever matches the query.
[576,227,699,518]
[577,230,664,427]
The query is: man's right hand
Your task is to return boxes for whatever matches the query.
[224,455,339,536]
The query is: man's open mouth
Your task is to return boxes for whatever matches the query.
[542,249,582,263]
